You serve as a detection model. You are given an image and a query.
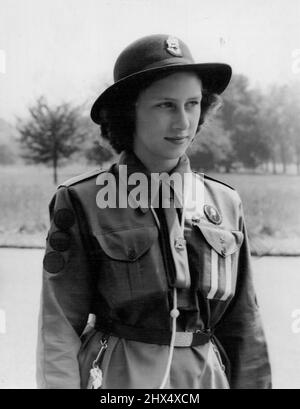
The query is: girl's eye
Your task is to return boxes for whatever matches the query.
[157,102,174,109]
[187,100,200,107]
[156,101,200,109]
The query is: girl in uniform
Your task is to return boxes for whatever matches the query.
[37,34,272,389]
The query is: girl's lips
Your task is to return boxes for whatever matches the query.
[165,136,188,144]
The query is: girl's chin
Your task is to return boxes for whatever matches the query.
[161,146,188,158]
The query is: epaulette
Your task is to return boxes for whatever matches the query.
[204,173,235,191]
[193,171,235,191]
[58,168,106,188]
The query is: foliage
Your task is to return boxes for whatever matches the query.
[188,117,233,171]
[189,74,300,173]
[221,75,270,169]
[18,97,85,183]
[76,115,115,165]
[85,140,115,164]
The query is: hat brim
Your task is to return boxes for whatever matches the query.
[91,63,232,124]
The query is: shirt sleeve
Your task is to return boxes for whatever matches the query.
[214,201,272,389]
[36,186,94,389]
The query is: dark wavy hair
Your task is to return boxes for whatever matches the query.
[97,70,222,153]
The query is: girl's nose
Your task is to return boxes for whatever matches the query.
[172,107,189,130]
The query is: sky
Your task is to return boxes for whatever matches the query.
[0,0,300,122]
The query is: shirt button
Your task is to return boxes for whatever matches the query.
[192,215,201,224]
[128,248,136,260]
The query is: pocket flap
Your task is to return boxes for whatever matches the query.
[95,226,157,261]
[195,224,244,256]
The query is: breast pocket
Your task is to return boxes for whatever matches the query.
[94,226,158,307]
[192,223,244,302]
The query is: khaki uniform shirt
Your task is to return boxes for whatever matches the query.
[37,151,272,389]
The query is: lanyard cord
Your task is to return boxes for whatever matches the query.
[158,201,186,389]
[151,182,188,389]
[159,286,179,389]
[151,206,180,389]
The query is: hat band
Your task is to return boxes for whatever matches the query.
[144,57,194,70]
[116,57,195,82]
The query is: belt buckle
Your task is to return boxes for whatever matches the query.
[174,332,193,347]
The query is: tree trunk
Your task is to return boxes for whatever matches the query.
[53,152,58,185]
[279,142,288,174]
[282,159,287,174]
[272,159,277,174]
[53,163,57,185]
[52,133,58,184]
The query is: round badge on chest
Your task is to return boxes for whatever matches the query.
[203,204,222,225]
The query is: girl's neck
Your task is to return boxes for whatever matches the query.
[133,150,180,174]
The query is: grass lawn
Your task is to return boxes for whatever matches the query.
[209,172,300,255]
[0,164,300,255]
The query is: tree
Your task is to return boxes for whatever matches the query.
[76,115,116,165]
[258,85,295,174]
[256,90,278,173]
[0,118,19,164]
[85,139,115,164]
[188,116,233,171]
[281,83,300,174]
[18,97,85,183]
[221,74,271,170]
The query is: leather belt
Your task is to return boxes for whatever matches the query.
[95,320,213,347]
[173,331,210,347]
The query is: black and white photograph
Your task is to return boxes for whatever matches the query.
[0,0,299,391]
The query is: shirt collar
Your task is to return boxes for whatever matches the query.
[116,150,192,212]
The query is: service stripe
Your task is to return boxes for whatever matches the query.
[220,255,232,301]
[208,249,218,299]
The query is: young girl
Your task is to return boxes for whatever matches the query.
[37,34,272,389]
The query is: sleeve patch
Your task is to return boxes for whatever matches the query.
[49,231,71,252]
[43,251,65,274]
[54,208,75,230]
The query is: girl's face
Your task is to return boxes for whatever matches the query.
[133,72,202,172]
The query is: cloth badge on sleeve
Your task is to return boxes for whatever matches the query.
[54,208,75,230]
[49,231,71,252]
[43,251,65,274]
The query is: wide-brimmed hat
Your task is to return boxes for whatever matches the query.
[91,34,232,124]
